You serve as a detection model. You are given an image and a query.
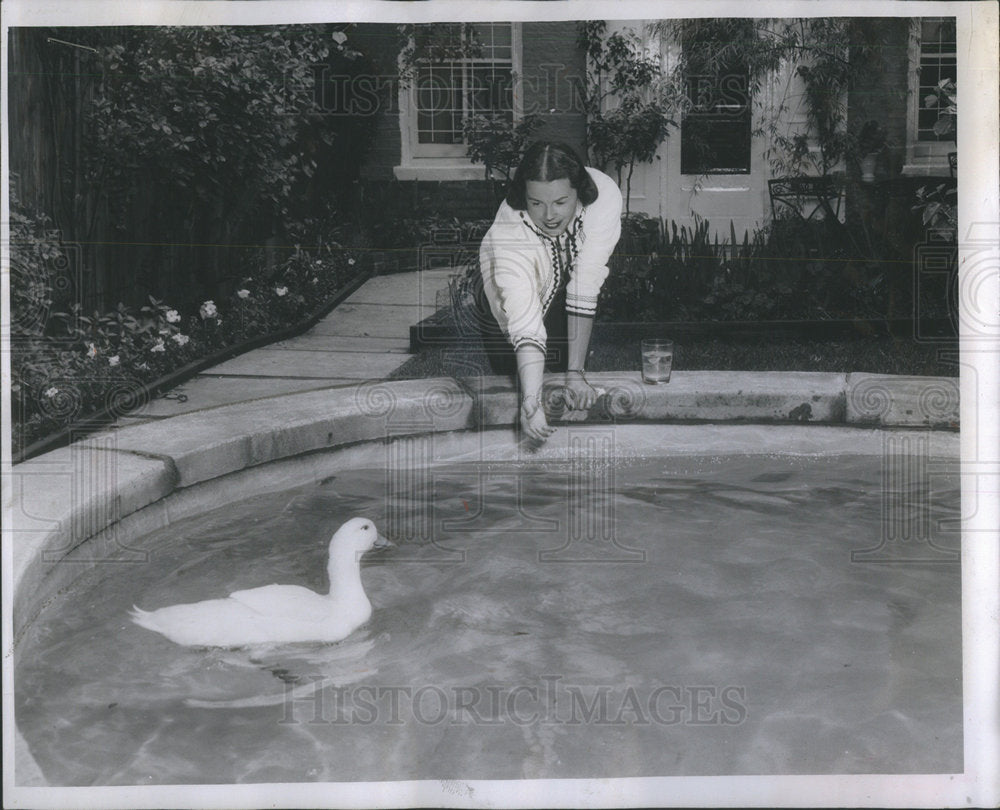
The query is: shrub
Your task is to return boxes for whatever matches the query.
[599,213,892,323]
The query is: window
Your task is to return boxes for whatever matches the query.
[397,23,520,179]
[915,18,956,142]
[904,17,957,176]
[680,25,752,175]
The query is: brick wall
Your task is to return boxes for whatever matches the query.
[520,22,588,156]
[847,18,911,179]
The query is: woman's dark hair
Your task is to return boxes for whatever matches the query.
[506,141,599,210]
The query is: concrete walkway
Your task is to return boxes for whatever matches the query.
[118,268,456,424]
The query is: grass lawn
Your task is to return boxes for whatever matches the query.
[390,326,959,380]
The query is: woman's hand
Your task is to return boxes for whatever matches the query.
[563,369,600,412]
[520,394,556,444]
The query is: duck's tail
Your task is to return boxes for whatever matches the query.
[129,605,157,631]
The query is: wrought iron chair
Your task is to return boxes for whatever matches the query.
[768,176,842,222]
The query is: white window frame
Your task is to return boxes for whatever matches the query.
[903,17,957,177]
[395,23,522,181]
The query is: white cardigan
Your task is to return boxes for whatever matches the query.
[478,167,623,354]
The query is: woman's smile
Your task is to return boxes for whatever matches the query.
[525,178,579,236]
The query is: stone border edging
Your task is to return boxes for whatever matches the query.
[10,370,959,643]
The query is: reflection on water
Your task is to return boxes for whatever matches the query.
[15,454,962,784]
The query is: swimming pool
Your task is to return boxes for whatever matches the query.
[12,404,962,785]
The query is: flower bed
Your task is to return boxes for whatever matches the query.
[12,232,369,462]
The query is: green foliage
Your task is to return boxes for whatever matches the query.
[577,21,682,214]
[462,113,543,180]
[462,112,544,203]
[86,26,372,227]
[925,78,957,139]
[19,24,377,313]
[7,181,61,340]
[396,23,484,85]
[598,213,893,324]
[913,183,958,233]
[912,79,957,237]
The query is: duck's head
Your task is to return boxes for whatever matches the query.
[331,517,393,557]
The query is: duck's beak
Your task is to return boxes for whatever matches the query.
[373,533,394,550]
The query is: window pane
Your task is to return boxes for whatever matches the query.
[416,64,463,144]
[681,112,752,175]
[466,23,512,62]
[412,22,515,151]
[468,65,514,114]
[680,23,752,174]
[916,17,957,142]
[681,75,751,173]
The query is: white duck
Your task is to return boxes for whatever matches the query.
[130,517,390,648]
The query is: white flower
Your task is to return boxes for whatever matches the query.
[347,258,356,266]
[166,309,181,323]
[151,339,166,353]
[86,342,98,358]
[44,387,59,398]
[237,288,250,299]
[108,355,120,367]
[138,362,149,371]
[310,277,319,284]
[172,333,190,346]
[275,286,288,297]
[332,30,348,45]
[199,300,217,319]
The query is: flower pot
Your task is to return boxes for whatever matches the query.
[860,153,878,184]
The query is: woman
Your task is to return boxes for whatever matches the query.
[477,141,623,442]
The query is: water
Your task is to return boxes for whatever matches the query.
[641,350,673,383]
[15,452,962,784]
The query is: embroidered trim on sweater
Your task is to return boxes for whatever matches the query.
[518,211,584,317]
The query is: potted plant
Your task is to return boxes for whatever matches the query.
[856,121,888,184]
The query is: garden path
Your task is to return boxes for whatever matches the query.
[115,268,455,425]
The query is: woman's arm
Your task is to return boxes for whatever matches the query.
[563,313,599,412]
[479,225,547,355]
[517,344,556,442]
[565,168,623,319]
[561,169,622,411]
[566,312,594,372]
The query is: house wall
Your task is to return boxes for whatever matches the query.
[601,20,774,241]
[844,18,937,265]
[615,18,928,244]
[348,18,928,252]
[350,22,587,226]
[846,19,911,179]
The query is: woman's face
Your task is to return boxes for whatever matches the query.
[524,178,578,237]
